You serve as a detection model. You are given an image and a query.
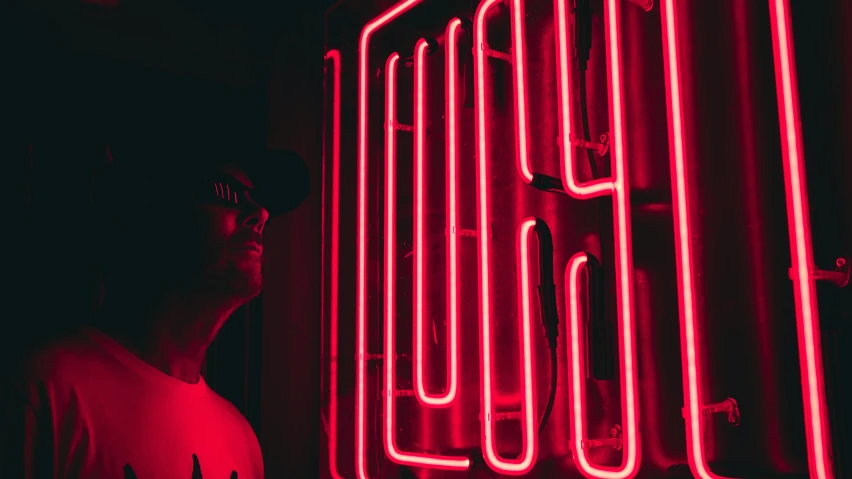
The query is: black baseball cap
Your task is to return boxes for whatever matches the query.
[97,135,310,218]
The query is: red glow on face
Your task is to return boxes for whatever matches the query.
[382,50,470,471]
[412,23,461,407]
[768,0,833,477]
[474,0,539,472]
[323,48,343,479]
[553,0,640,476]
[357,2,424,478]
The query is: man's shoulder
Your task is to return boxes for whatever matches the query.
[203,387,255,429]
[7,328,107,394]
[201,389,263,473]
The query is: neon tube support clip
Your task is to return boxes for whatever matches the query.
[787,257,850,288]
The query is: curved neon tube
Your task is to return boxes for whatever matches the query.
[356,2,425,478]
[553,0,640,476]
[413,22,462,407]
[383,51,470,471]
[474,0,539,470]
[553,0,613,198]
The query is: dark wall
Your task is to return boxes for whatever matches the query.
[2,0,328,476]
[260,3,326,477]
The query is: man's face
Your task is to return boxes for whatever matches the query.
[159,163,270,300]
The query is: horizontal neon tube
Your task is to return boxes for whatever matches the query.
[383,50,469,471]
[356,2,424,478]
[323,48,343,479]
[768,0,833,477]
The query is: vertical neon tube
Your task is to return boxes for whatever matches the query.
[768,1,833,477]
[602,0,641,475]
[564,252,591,471]
[474,0,538,473]
[413,25,461,407]
[323,48,343,479]
[383,51,470,471]
[509,0,534,184]
[383,51,401,467]
[658,2,735,478]
[356,2,424,478]
[444,18,462,407]
[553,0,640,476]
[515,216,541,468]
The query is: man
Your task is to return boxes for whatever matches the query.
[1,138,309,478]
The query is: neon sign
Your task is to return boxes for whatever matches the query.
[321,0,839,477]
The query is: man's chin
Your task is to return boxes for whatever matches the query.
[232,271,262,300]
[245,281,263,299]
[225,281,261,302]
[212,261,262,299]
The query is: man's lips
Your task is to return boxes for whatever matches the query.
[233,243,262,253]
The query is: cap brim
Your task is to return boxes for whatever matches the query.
[242,149,310,217]
[101,140,310,217]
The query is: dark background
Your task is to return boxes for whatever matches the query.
[2,0,850,477]
[2,0,330,476]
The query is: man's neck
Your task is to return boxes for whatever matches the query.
[100,293,243,384]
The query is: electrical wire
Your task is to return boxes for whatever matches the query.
[533,220,560,436]
[538,341,559,436]
[573,0,612,380]
[578,72,599,179]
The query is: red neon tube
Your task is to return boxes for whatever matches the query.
[553,0,640,476]
[553,0,612,198]
[382,50,470,471]
[323,48,343,479]
[474,0,539,472]
[564,253,593,471]
[413,23,461,407]
[508,0,534,184]
[768,1,833,477]
[356,2,424,478]
[658,2,735,477]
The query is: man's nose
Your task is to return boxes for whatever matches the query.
[242,201,269,233]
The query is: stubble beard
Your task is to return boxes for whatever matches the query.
[204,255,263,301]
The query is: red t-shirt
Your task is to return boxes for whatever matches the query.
[1,327,263,478]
